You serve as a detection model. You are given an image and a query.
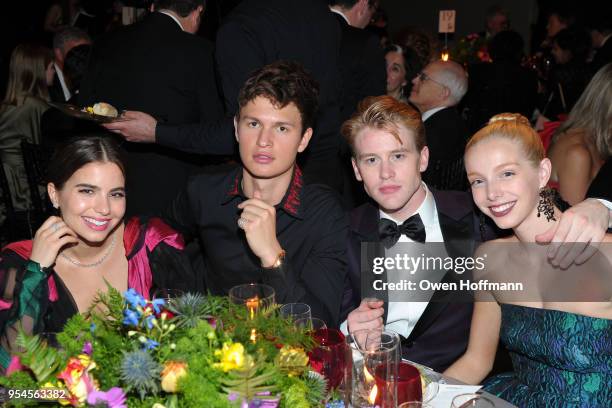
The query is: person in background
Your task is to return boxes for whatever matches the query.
[384,44,422,104]
[408,60,469,190]
[547,63,612,205]
[463,30,538,133]
[587,7,612,73]
[80,0,225,217]
[541,27,592,120]
[482,5,509,38]
[0,44,54,216]
[50,27,91,102]
[41,44,95,149]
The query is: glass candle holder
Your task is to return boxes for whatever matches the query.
[228,283,275,319]
[345,329,400,408]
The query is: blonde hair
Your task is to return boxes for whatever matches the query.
[552,63,612,158]
[466,113,545,166]
[1,44,53,112]
[341,95,426,156]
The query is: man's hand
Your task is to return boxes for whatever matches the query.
[237,191,283,267]
[102,111,157,143]
[535,198,610,268]
[346,298,384,334]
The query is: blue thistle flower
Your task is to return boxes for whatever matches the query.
[120,350,161,399]
[123,309,140,327]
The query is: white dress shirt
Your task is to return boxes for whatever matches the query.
[341,183,447,338]
[421,106,446,122]
[158,10,184,31]
[54,63,71,101]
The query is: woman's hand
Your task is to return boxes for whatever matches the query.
[30,216,79,268]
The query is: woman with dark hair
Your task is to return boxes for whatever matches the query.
[0,137,195,369]
[384,44,422,103]
[0,44,54,215]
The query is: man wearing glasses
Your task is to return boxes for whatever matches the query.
[409,61,470,191]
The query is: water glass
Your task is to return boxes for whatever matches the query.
[279,303,311,322]
[345,329,400,408]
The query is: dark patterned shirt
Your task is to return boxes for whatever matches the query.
[164,164,348,326]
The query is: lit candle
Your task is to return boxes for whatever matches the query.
[368,384,378,405]
[245,295,260,320]
[441,50,449,61]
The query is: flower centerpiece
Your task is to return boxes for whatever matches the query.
[451,32,492,65]
[0,287,337,407]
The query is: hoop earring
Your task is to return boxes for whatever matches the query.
[537,188,556,222]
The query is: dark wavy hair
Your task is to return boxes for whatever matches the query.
[47,136,126,190]
[237,61,320,134]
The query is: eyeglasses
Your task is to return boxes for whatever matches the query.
[417,71,446,88]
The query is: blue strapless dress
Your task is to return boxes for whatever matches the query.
[484,304,612,407]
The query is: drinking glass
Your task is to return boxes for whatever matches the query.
[395,362,422,405]
[307,327,345,390]
[451,393,495,408]
[345,329,400,408]
[294,317,326,331]
[228,283,275,319]
[279,303,311,322]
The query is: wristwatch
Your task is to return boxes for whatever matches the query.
[262,249,286,269]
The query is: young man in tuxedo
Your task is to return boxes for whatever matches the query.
[164,61,347,327]
[340,95,612,371]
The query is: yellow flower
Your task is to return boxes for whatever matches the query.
[213,342,252,372]
[160,361,188,393]
[275,345,309,376]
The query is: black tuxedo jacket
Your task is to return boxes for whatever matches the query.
[422,107,469,191]
[341,189,496,372]
[333,13,386,125]
[79,12,223,216]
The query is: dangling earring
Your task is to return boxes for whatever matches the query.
[537,188,556,222]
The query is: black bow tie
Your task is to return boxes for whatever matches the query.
[379,214,426,248]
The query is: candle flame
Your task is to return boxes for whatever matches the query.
[364,365,375,383]
[441,51,449,61]
[246,296,260,319]
[250,328,257,343]
[368,384,378,404]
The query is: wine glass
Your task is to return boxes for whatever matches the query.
[153,288,185,309]
[279,303,311,322]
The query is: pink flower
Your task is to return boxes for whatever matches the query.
[6,356,23,375]
[87,387,127,408]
